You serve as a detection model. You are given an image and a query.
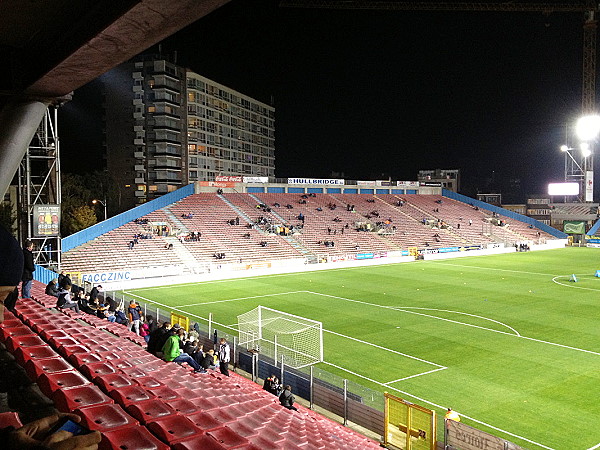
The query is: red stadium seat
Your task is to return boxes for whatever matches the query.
[100,424,170,450]
[37,370,91,398]
[25,356,73,380]
[146,415,204,445]
[0,412,23,430]
[171,434,229,450]
[106,358,134,370]
[125,399,177,425]
[145,385,179,402]
[79,361,117,380]
[5,334,46,353]
[133,376,163,390]
[39,328,70,342]
[14,344,59,367]
[163,398,199,415]
[57,344,91,359]
[68,352,103,368]
[186,411,222,432]
[109,385,154,407]
[52,384,113,412]
[207,426,250,449]
[94,373,135,394]
[48,336,79,349]
[0,324,34,342]
[75,403,139,432]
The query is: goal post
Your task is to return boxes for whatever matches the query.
[237,306,323,369]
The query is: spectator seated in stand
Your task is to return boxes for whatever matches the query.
[161,327,205,373]
[200,349,217,370]
[147,322,171,355]
[279,385,298,411]
[263,375,281,396]
[45,278,60,297]
[56,282,80,313]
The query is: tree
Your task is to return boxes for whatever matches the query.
[63,205,97,235]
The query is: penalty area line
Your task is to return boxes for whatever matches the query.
[383,367,447,384]
[323,328,445,368]
[177,291,306,308]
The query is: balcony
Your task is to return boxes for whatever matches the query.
[134,138,144,145]
[134,177,145,184]
[134,152,144,159]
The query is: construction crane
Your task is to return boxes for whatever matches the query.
[280,0,599,114]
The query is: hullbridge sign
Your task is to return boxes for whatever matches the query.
[287,178,344,185]
[445,419,523,450]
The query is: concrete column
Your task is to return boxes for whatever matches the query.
[0,97,50,197]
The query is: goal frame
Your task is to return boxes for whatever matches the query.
[238,305,324,368]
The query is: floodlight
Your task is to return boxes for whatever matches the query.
[580,142,592,157]
[575,115,600,141]
[560,145,571,152]
[548,182,579,196]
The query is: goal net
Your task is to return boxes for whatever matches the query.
[237,306,323,369]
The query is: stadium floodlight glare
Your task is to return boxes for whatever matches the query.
[560,145,573,152]
[548,182,580,196]
[580,142,592,157]
[575,115,600,141]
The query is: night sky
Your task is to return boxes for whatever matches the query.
[59,0,587,203]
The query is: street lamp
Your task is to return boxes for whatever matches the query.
[92,198,107,221]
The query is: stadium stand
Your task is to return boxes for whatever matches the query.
[60,192,558,276]
[0,280,381,449]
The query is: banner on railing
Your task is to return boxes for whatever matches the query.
[243,176,269,183]
[445,419,523,450]
[215,175,243,182]
[82,271,132,284]
[287,178,344,185]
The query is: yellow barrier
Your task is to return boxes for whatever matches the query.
[170,312,190,331]
[384,393,436,450]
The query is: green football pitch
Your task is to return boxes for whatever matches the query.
[125,247,600,449]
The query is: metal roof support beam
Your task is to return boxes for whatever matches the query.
[0,98,51,197]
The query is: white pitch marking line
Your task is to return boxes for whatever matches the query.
[431,261,560,277]
[552,276,600,292]
[322,361,554,450]
[306,291,600,358]
[397,306,521,336]
[177,291,306,308]
[587,442,600,450]
[383,367,447,384]
[324,329,445,368]
[307,291,521,336]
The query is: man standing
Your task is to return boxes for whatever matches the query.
[128,299,143,335]
[218,337,231,376]
[21,240,35,299]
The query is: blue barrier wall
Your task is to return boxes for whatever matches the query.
[587,219,600,236]
[442,189,567,239]
[62,184,195,252]
[34,264,58,284]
